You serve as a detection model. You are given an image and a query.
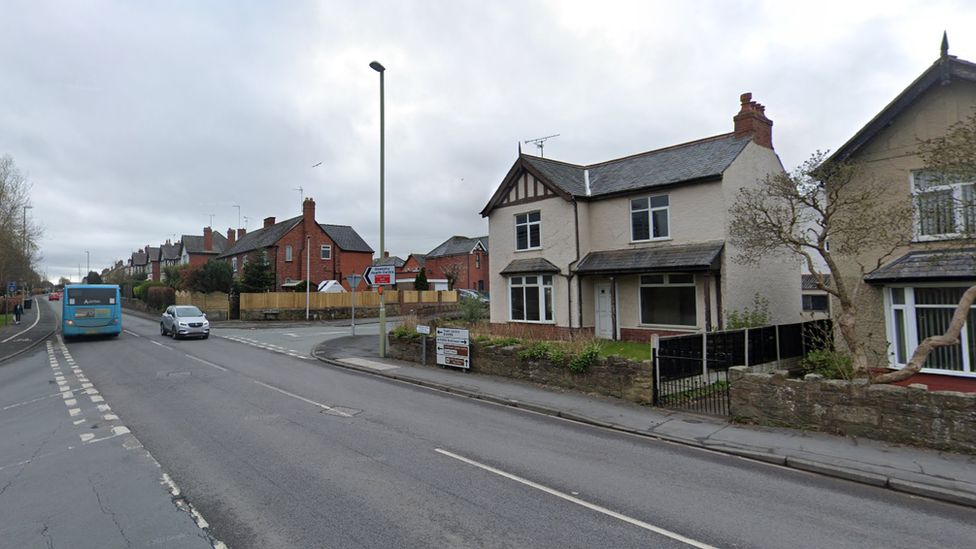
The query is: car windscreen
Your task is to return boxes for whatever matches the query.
[174,306,203,317]
[67,288,117,306]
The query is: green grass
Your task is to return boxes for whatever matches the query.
[0,313,11,327]
[598,340,651,361]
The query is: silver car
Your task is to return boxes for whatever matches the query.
[160,305,210,339]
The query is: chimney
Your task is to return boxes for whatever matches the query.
[263,216,276,228]
[226,228,236,246]
[302,197,316,223]
[237,228,246,239]
[384,251,390,258]
[165,238,171,246]
[203,227,213,251]
[733,92,773,149]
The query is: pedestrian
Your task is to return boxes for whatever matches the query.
[14,302,23,324]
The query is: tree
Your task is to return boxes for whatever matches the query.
[162,264,184,289]
[729,143,975,383]
[85,271,103,284]
[237,255,275,293]
[441,263,462,290]
[182,261,233,293]
[414,267,429,291]
[0,155,43,287]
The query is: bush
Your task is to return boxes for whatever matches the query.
[725,293,771,330]
[801,349,854,380]
[458,296,487,323]
[390,325,420,339]
[569,342,601,373]
[133,280,166,301]
[147,286,175,311]
[414,268,429,291]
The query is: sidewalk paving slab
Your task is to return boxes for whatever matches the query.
[313,334,976,509]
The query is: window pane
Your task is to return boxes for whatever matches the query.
[891,287,905,305]
[528,211,540,222]
[650,195,669,208]
[640,286,696,326]
[542,276,552,285]
[917,190,954,235]
[915,287,966,305]
[525,287,540,321]
[916,307,963,371]
[525,276,537,284]
[516,213,526,224]
[544,287,553,321]
[652,208,669,238]
[968,310,976,372]
[668,273,693,284]
[631,211,649,240]
[913,170,943,190]
[516,225,528,250]
[512,277,522,285]
[893,309,907,364]
[510,287,525,320]
[631,197,648,211]
[640,274,664,285]
[529,224,540,247]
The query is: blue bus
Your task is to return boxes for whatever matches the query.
[62,284,122,338]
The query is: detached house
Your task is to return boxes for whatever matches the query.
[482,93,800,340]
[181,228,228,267]
[826,37,976,389]
[218,197,373,290]
[423,236,490,292]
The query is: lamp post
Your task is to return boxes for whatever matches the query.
[370,60,386,358]
[85,251,90,278]
[233,204,241,229]
[306,234,311,320]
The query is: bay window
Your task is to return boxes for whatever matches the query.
[888,286,975,375]
[509,275,553,322]
[639,273,696,326]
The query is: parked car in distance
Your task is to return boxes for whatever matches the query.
[48,291,60,301]
[457,289,489,303]
[160,305,210,339]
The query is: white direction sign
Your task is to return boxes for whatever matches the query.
[436,327,470,369]
[363,265,395,286]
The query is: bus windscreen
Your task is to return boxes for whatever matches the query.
[68,288,118,306]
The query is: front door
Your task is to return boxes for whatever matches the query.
[595,283,612,339]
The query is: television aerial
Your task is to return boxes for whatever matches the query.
[523,134,560,157]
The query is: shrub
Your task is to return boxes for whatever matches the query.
[133,280,166,301]
[569,342,601,373]
[725,293,771,330]
[518,341,557,361]
[458,296,487,323]
[801,349,854,380]
[390,325,420,339]
[147,286,175,311]
[414,268,429,291]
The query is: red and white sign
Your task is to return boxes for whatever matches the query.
[363,265,396,286]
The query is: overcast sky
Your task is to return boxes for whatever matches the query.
[3,1,975,282]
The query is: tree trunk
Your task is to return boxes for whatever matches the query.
[835,305,871,377]
[873,286,976,384]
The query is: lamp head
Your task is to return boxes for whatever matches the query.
[369,61,386,73]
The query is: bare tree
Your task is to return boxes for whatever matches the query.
[0,154,42,289]
[441,262,463,291]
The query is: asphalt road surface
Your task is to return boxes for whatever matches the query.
[8,309,975,548]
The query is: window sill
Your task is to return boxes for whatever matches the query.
[890,363,976,378]
[508,320,556,325]
[630,237,672,245]
[514,247,543,253]
[638,323,699,331]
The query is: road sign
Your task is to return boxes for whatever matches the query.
[416,325,430,335]
[363,265,395,286]
[6,281,15,295]
[346,274,363,290]
[436,327,470,369]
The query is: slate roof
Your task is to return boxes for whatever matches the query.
[219,216,302,257]
[828,44,976,164]
[427,235,489,258]
[801,274,833,291]
[146,247,161,262]
[864,248,976,283]
[182,232,228,255]
[320,224,373,253]
[161,242,182,262]
[575,242,725,275]
[499,258,561,275]
[374,255,406,268]
[130,251,147,266]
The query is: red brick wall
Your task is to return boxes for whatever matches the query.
[424,250,490,292]
[265,224,374,291]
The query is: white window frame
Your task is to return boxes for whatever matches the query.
[231,257,238,273]
[515,211,541,251]
[508,274,554,323]
[630,194,671,242]
[912,170,975,241]
[320,245,332,260]
[638,273,697,328]
[284,245,293,262]
[885,285,975,377]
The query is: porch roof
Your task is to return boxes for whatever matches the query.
[864,248,976,283]
[575,241,724,275]
[499,257,561,275]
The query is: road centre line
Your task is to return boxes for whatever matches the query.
[252,380,352,417]
[434,448,718,549]
[150,340,166,347]
[185,354,228,372]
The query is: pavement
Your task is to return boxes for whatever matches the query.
[314,334,976,510]
[0,296,57,362]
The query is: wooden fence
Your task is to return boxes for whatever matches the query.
[241,290,456,310]
[175,291,230,320]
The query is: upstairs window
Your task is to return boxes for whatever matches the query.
[321,245,332,260]
[631,195,670,241]
[285,245,293,262]
[515,212,541,250]
[914,170,975,239]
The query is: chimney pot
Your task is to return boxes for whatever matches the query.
[227,228,236,246]
[263,216,276,228]
[237,228,246,239]
[733,91,774,149]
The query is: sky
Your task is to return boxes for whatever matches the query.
[3,0,975,283]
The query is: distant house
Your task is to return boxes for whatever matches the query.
[161,239,181,268]
[217,197,374,290]
[422,236,490,292]
[146,246,161,281]
[481,93,799,341]
[128,250,147,277]
[180,228,228,267]
[824,36,976,388]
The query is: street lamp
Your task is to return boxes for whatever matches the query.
[233,204,241,230]
[306,234,311,320]
[85,250,90,277]
[370,60,387,357]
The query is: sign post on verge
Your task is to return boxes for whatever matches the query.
[363,265,396,356]
[346,274,363,336]
[416,324,430,365]
[436,327,470,370]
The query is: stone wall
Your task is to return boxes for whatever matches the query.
[729,367,976,453]
[389,336,653,404]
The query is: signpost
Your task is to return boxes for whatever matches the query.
[362,265,395,286]
[436,327,470,369]
[6,281,15,296]
[417,325,430,365]
[346,274,363,336]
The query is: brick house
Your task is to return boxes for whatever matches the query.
[127,249,147,277]
[218,198,373,290]
[421,236,490,292]
[824,37,976,390]
[481,93,800,341]
[180,228,228,267]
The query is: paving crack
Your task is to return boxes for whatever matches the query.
[0,426,60,498]
[90,478,132,547]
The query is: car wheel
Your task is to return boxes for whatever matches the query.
[160,323,167,336]
[203,334,209,339]
[171,327,178,340]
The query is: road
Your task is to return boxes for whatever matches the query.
[3,306,975,548]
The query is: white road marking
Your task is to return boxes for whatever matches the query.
[73,419,85,425]
[123,329,141,337]
[435,448,718,549]
[252,381,352,417]
[185,354,228,372]
[68,408,81,417]
[0,297,42,343]
[90,395,104,403]
[80,433,95,442]
[112,426,131,436]
[151,340,166,347]
[103,414,119,420]
[1,393,62,411]
[65,399,77,406]
[97,404,111,412]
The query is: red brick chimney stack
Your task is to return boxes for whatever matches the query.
[203,227,213,251]
[263,216,276,228]
[237,228,246,239]
[226,228,236,246]
[733,92,774,149]
[302,197,316,223]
